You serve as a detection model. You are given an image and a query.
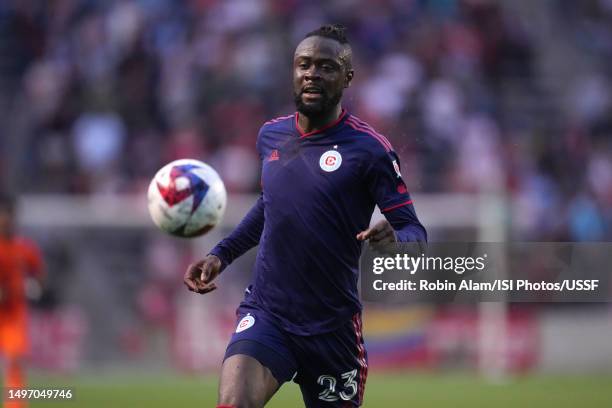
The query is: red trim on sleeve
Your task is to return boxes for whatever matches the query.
[296,109,347,138]
[381,199,413,213]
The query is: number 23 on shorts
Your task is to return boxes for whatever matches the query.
[317,369,358,402]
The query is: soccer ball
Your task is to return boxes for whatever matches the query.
[147,159,227,238]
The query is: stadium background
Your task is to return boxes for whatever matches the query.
[1,0,611,406]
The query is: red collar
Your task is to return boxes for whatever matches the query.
[295,109,347,138]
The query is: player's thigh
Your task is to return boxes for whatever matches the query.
[294,314,368,407]
[219,354,279,408]
[219,309,298,407]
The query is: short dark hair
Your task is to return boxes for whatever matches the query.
[303,24,353,70]
[305,24,350,45]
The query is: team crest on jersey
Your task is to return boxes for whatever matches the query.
[319,150,342,172]
[236,314,255,333]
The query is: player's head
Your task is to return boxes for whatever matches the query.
[0,192,16,239]
[293,24,354,117]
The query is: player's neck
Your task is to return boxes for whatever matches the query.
[297,105,342,134]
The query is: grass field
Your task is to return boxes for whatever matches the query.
[22,371,612,407]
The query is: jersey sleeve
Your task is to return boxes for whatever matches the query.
[209,125,267,269]
[385,204,427,242]
[366,149,427,242]
[366,149,413,212]
[208,193,264,269]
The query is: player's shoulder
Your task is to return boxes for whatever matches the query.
[343,114,394,156]
[256,113,295,157]
[259,113,295,135]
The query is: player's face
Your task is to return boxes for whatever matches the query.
[293,36,353,116]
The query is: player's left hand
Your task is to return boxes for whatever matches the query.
[184,255,222,294]
[356,220,396,245]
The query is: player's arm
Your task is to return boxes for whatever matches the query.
[208,193,265,267]
[357,205,426,244]
[184,194,264,294]
[185,125,269,294]
[357,150,427,245]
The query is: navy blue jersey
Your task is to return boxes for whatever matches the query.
[211,110,426,335]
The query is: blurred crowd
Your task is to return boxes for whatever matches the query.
[0,0,611,240]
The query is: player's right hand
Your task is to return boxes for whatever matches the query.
[184,255,222,294]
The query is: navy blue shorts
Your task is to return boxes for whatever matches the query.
[224,305,368,407]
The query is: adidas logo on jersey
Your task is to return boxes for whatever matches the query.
[268,150,280,161]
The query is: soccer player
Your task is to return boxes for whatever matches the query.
[0,194,45,408]
[184,25,426,407]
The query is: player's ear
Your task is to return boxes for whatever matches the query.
[345,69,354,88]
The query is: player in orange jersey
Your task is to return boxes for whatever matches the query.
[0,194,45,408]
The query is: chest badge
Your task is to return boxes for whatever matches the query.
[319,150,342,172]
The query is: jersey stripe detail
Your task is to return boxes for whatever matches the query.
[263,114,294,125]
[347,116,393,150]
[352,313,368,405]
[350,116,393,148]
[381,199,413,213]
[345,117,392,152]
